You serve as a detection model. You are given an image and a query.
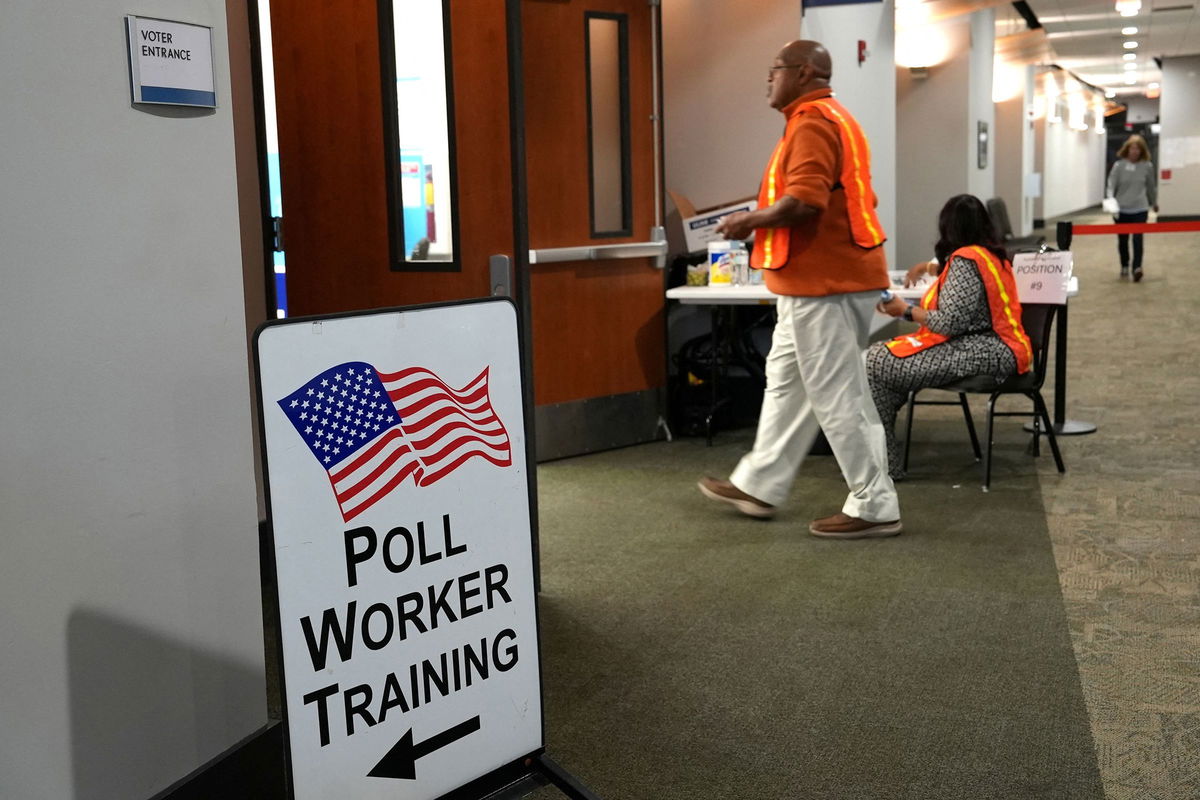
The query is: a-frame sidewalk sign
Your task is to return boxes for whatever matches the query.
[254,297,600,800]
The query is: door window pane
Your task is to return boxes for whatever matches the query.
[585,14,631,237]
[385,0,456,266]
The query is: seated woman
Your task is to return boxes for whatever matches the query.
[868,194,1033,479]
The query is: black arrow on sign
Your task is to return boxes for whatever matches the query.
[367,716,481,780]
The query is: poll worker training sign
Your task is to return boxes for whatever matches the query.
[255,299,542,800]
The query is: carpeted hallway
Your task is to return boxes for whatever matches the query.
[529,210,1200,799]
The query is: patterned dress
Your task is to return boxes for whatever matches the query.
[866,255,1018,478]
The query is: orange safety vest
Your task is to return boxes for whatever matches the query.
[883,246,1033,374]
[753,96,886,270]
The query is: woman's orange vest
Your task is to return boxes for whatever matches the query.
[883,246,1033,374]
[753,96,886,270]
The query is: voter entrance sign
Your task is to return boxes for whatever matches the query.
[125,16,217,107]
[255,299,542,800]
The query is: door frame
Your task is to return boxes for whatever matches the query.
[504,0,541,588]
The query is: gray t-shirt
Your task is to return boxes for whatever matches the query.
[1106,158,1157,212]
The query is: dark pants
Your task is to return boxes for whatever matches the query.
[1116,210,1149,269]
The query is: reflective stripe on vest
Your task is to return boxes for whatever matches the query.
[883,272,951,355]
[803,99,885,249]
[884,246,1033,374]
[883,268,950,354]
[755,135,791,270]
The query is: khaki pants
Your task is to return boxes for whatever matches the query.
[731,291,900,522]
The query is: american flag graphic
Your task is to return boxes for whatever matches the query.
[277,362,512,521]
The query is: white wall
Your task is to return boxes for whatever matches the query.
[994,96,1026,233]
[894,9,996,266]
[1041,117,1106,220]
[895,9,999,264]
[896,17,969,266]
[1124,94,1160,124]
[662,0,801,212]
[966,8,995,201]
[1158,55,1200,216]
[801,0,898,269]
[0,1,266,798]
[1021,64,1038,234]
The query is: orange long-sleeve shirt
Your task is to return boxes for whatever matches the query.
[760,89,889,298]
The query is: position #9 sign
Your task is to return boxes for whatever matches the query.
[256,300,541,800]
[1011,251,1071,304]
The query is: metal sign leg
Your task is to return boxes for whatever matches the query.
[1025,301,1096,436]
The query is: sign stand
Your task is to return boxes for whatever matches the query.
[471,754,600,800]
[1031,299,1097,436]
[254,298,600,800]
[1015,226,1096,437]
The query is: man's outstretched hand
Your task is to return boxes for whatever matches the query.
[715,211,756,241]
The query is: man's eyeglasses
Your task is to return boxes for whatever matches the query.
[768,63,806,78]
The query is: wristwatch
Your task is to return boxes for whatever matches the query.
[902,306,914,322]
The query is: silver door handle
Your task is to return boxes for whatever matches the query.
[529,227,667,267]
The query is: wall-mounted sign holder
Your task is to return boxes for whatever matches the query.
[126,15,216,108]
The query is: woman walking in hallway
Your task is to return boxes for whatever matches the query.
[1106,134,1158,282]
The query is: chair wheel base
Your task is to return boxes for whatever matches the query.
[1023,419,1096,436]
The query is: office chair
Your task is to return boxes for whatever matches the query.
[901,303,1066,491]
[986,196,1045,259]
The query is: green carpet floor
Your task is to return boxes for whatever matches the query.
[532,430,1104,798]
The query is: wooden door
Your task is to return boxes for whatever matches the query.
[267,0,665,460]
[268,0,519,313]
[522,0,667,460]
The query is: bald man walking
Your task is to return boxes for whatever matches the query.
[699,40,901,538]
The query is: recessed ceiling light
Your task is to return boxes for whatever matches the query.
[1149,82,1160,89]
[1115,0,1141,16]
[1124,53,1137,60]
[1122,27,1138,35]
[1124,41,1139,49]
[1125,75,1138,84]
[1124,62,1138,70]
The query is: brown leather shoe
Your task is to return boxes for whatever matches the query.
[697,477,775,519]
[809,512,902,539]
